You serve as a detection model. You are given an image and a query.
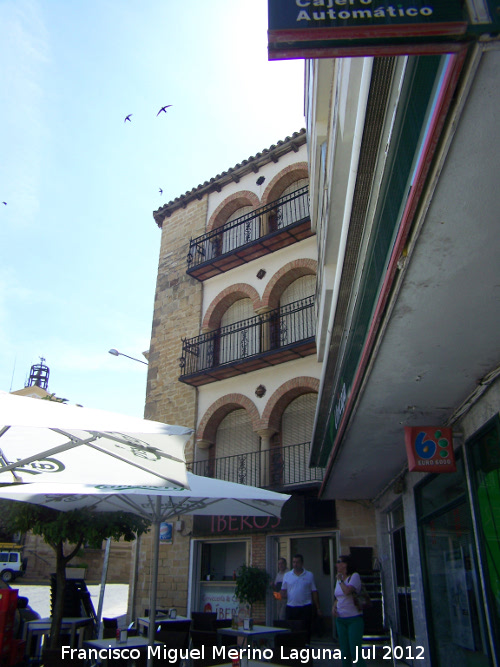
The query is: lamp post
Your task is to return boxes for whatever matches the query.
[108,349,148,365]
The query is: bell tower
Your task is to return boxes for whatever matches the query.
[25,357,50,390]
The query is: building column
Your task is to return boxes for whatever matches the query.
[257,428,277,488]
[256,306,273,354]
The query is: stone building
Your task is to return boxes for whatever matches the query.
[135,130,378,635]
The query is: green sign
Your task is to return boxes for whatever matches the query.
[268,0,500,59]
[269,0,465,30]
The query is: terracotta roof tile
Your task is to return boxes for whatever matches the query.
[153,129,306,227]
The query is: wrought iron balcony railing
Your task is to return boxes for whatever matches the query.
[188,441,325,489]
[179,296,315,384]
[187,186,311,280]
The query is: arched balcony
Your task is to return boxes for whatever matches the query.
[186,185,311,281]
[179,295,315,386]
[188,441,325,490]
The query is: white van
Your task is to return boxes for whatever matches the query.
[0,545,26,583]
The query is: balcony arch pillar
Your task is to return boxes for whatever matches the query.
[255,306,273,353]
[256,427,278,488]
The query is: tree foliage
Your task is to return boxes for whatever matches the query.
[235,564,270,610]
[3,502,149,550]
[1,500,150,647]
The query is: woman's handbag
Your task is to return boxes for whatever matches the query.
[352,578,372,611]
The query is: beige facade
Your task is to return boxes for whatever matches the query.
[137,130,376,631]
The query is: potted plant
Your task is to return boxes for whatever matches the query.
[234,564,270,626]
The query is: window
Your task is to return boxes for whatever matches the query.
[276,276,316,347]
[416,455,490,666]
[281,393,317,485]
[221,206,257,254]
[466,415,500,655]
[270,179,309,231]
[219,298,259,365]
[215,409,260,486]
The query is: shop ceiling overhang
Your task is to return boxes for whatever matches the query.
[268,0,500,59]
[312,46,500,499]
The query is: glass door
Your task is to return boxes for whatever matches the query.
[466,415,500,662]
[389,503,415,639]
[417,456,491,666]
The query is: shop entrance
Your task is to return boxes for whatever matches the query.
[267,533,337,639]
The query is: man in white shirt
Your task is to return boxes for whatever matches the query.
[280,554,321,641]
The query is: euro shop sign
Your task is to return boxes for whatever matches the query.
[404,426,456,473]
[268,0,500,59]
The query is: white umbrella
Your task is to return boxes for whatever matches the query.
[0,391,192,487]
[0,474,290,663]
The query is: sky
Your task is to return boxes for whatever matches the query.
[0,0,305,418]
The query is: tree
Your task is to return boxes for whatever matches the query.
[2,501,149,648]
[234,564,270,618]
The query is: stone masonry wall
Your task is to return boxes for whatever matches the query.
[137,196,208,618]
[145,198,207,454]
[336,499,378,561]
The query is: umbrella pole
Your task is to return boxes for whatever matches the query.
[147,503,161,667]
[96,538,111,638]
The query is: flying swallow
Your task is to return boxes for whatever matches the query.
[124,114,132,122]
[2,202,6,205]
[159,188,163,195]
[157,105,172,116]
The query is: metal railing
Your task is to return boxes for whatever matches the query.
[187,186,309,270]
[179,296,315,378]
[188,441,325,488]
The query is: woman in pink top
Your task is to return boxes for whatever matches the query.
[332,555,366,666]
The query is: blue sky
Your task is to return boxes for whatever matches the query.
[0,0,305,418]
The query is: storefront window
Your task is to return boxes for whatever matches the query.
[197,541,246,619]
[416,456,490,666]
[466,415,500,656]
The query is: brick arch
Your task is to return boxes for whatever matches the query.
[262,259,317,310]
[207,190,261,233]
[202,283,262,330]
[197,393,261,444]
[258,377,320,433]
[261,162,309,206]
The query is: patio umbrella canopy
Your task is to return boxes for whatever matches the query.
[0,391,192,487]
[0,474,291,663]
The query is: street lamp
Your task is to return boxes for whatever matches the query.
[108,349,148,365]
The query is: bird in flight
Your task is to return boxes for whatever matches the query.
[157,105,172,116]
[159,188,163,195]
[2,202,6,206]
[124,114,132,122]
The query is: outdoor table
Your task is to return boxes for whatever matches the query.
[217,626,290,667]
[83,636,162,666]
[23,616,93,658]
[136,614,188,635]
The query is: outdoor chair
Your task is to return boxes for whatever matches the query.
[273,630,311,667]
[156,628,190,665]
[157,619,191,633]
[41,647,86,666]
[102,616,118,639]
[191,611,217,631]
[190,629,230,667]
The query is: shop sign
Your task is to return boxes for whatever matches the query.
[405,426,456,473]
[268,0,498,59]
[193,496,335,536]
[200,584,239,620]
